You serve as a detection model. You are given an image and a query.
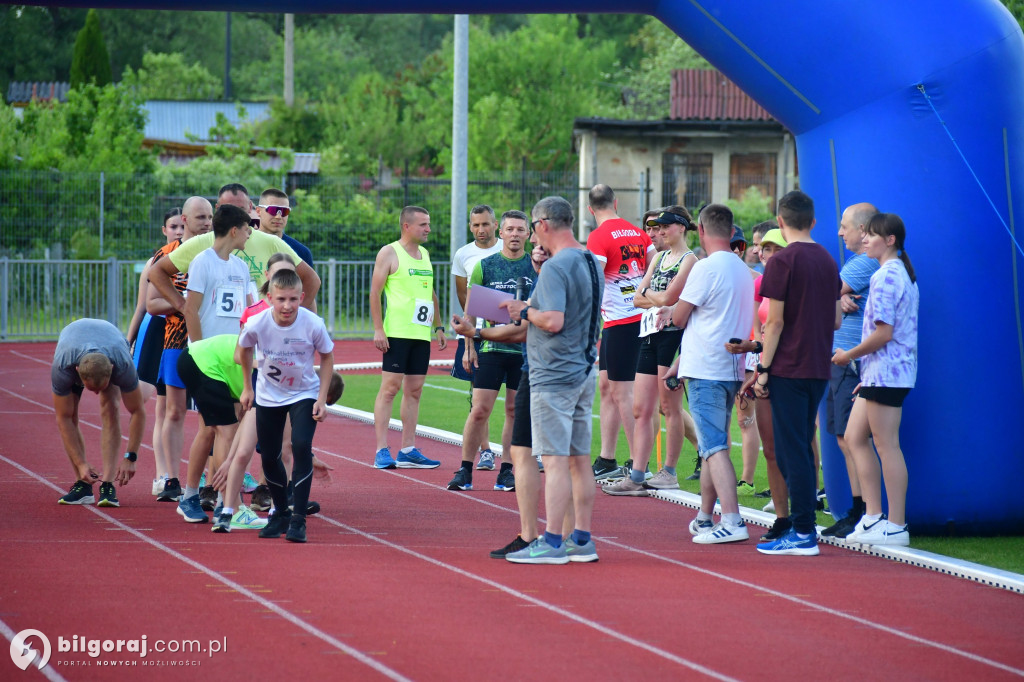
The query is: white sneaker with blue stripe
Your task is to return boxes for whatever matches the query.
[692,521,749,544]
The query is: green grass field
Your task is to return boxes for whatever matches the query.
[338,372,1024,575]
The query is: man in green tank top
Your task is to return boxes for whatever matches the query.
[369,206,447,470]
[447,210,534,493]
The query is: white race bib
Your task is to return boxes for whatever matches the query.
[264,361,301,388]
[639,308,661,338]
[216,285,244,318]
[412,299,434,327]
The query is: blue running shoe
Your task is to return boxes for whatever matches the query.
[505,537,569,565]
[756,528,819,556]
[396,447,440,469]
[475,449,496,471]
[374,447,397,469]
[177,495,209,523]
[566,537,599,563]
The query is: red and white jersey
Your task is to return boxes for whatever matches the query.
[586,217,655,326]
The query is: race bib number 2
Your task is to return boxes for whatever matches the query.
[412,299,434,327]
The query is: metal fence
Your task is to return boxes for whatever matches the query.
[0,258,451,341]
[0,167,579,261]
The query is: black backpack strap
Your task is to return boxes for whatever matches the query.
[582,250,602,375]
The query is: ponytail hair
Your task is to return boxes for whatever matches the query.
[259,252,296,297]
[865,212,916,283]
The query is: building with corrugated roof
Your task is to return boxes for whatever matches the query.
[574,68,797,230]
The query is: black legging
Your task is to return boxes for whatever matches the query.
[255,399,317,516]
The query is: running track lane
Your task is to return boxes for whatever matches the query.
[1,343,1022,681]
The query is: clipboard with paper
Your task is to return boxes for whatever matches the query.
[465,285,514,325]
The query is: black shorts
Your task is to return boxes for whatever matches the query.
[636,328,683,376]
[857,385,911,408]
[510,371,532,448]
[826,362,860,435]
[598,321,642,381]
[474,351,523,391]
[134,314,166,387]
[177,349,238,427]
[450,336,479,382]
[382,337,430,375]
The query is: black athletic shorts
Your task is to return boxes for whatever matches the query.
[382,337,430,375]
[598,321,642,381]
[856,385,911,408]
[177,349,238,427]
[636,328,683,376]
[510,371,532,448]
[473,351,524,392]
[135,314,166,387]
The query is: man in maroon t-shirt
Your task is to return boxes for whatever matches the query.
[754,190,841,556]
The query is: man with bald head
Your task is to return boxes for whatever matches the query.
[145,195,214,502]
[821,202,880,538]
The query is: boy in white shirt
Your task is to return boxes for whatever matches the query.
[237,268,335,543]
[184,204,254,342]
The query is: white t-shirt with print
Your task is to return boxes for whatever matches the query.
[677,250,755,382]
[238,307,334,407]
[186,248,252,339]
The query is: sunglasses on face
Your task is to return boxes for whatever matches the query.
[258,204,291,217]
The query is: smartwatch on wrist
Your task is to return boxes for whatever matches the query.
[124,451,138,462]
[473,328,483,340]
[521,305,531,322]
[433,326,444,333]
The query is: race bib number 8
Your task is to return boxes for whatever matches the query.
[412,299,434,327]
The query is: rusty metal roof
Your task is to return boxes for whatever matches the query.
[670,69,774,121]
[6,81,70,104]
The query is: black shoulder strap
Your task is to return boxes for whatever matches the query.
[582,250,601,374]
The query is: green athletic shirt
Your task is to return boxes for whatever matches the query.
[169,230,301,287]
[188,334,244,398]
[383,241,434,341]
[469,251,535,354]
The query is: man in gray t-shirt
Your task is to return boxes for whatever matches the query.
[51,319,146,507]
[502,196,603,565]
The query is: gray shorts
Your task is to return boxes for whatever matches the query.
[530,377,596,457]
[826,361,860,436]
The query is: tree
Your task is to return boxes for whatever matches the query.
[1003,0,1024,32]
[121,52,221,100]
[70,9,111,89]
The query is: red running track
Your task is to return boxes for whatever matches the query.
[1,342,1022,681]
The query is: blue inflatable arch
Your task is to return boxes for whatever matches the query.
[42,0,1024,533]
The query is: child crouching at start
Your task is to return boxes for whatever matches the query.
[237,268,335,543]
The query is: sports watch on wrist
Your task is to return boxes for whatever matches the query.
[756,363,770,375]
[521,305,531,322]
[124,451,138,462]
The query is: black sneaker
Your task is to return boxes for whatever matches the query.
[489,535,530,559]
[494,468,515,491]
[816,487,828,511]
[753,488,772,499]
[684,457,701,481]
[305,501,321,516]
[58,480,95,505]
[760,517,793,542]
[156,477,182,502]
[259,509,292,539]
[285,514,307,543]
[447,468,473,491]
[96,482,119,508]
[199,485,217,512]
[820,513,861,538]
[250,485,272,511]
[592,457,620,481]
[211,512,232,533]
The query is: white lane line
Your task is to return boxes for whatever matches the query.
[0,453,411,682]
[0,618,67,681]
[309,444,1024,678]
[9,350,51,366]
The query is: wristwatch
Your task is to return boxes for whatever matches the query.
[473,328,483,340]
[639,287,649,298]
[433,326,445,333]
[756,363,771,375]
[521,305,531,322]
[124,451,138,462]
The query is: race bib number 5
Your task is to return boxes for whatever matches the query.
[412,299,434,327]
[216,285,244,318]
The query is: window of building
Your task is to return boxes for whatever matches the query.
[729,153,777,205]
[662,152,712,211]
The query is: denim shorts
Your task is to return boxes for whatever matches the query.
[688,378,741,459]
[530,376,596,456]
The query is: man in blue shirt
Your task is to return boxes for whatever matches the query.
[821,202,880,538]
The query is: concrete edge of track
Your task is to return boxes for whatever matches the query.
[325,400,1024,595]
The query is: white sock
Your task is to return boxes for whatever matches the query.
[400,446,415,454]
[696,510,713,522]
[862,513,883,525]
[722,513,743,527]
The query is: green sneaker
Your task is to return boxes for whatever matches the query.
[230,505,268,530]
